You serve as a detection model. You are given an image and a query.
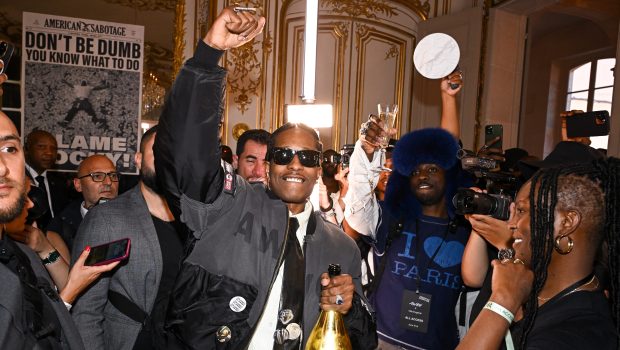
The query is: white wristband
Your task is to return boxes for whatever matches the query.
[484,301,514,324]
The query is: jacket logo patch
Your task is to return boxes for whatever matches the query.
[224,173,233,192]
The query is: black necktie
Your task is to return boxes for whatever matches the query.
[35,175,47,196]
[34,175,52,228]
[273,217,305,349]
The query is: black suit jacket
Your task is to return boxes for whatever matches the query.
[46,199,83,252]
[26,168,71,230]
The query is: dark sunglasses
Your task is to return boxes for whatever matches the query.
[270,147,321,167]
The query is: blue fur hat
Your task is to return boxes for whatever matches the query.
[385,128,464,219]
[392,128,459,177]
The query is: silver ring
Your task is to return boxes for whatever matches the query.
[513,259,525,265]
[360,122,369,136]
[335,294,344,305]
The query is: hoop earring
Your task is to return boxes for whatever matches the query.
[554,234,574,255]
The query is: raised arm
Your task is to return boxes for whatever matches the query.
[440,71,463,139]
[154,8,265,212]
[342,117,391,239]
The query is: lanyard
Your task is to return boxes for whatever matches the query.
[414,218,451,294]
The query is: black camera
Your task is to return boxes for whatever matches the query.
[323,154,341,164]
[340,144,355,169]
[458,149,498,172]
[452,188,511,220]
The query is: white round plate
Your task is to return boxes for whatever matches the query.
[413,33,460,79]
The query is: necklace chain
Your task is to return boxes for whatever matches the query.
[537,275,599,302]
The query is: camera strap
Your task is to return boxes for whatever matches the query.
[108,290,150,329]
[365,217,403,296]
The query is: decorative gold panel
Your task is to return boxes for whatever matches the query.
[353,23,406,138]
[317,0,431,21]
[320,0,397,19]
[226,39,264,113]
[223,0,268,114]
[385,44,399,59]
[172,0,186,80]
[103,0,176,11]
[194,0,210,40]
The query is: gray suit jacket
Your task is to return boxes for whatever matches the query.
[0,241,84,349]
[71,185,163,350]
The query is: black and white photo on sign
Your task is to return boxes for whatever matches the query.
[22,12,144,174]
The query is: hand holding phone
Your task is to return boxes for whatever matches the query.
[484,124,503,151]
[565,110,609,138]
[84,238,131,266]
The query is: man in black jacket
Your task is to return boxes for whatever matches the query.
[154,8,376,349]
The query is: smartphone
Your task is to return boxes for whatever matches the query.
[85,238,131,266]
[565,110,610,138]
[0,41,14,75]
[340,144,355,169]
[484,124,503,150]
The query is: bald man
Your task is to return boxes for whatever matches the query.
[47,154,119,253]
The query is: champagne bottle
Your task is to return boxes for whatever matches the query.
[305,264,352,350]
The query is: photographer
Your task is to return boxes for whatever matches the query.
[460,138,605,338]
[458,157,620,350]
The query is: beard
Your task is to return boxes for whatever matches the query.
[0,191,26,224]
[140,164,163,195]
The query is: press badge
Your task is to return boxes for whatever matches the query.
[399,290,431,333]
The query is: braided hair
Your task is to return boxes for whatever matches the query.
[519,157,620,348]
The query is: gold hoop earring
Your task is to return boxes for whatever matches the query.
[554,234,574,255]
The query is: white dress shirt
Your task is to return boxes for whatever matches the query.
[248,201,313,348]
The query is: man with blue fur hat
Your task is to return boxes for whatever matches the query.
[345,75,471,349]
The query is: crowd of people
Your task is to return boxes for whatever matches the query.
[0,7,619,350]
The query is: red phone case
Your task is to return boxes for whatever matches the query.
[86,238,131,266]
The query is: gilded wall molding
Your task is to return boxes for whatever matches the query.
[194,0,210,40]
[385,44,399,59]
[103,0,176,11]
[353,22,406,136]
[320,0,397,19]
[172,0,186,81]
[226,37,266,114]
[334,22,350,42]
[317,0,430,21]
[223,0,268,114]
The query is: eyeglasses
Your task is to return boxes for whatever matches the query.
[78,172,119,182]
[270,147,321,167]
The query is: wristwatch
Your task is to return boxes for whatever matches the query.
[41,250,61,265]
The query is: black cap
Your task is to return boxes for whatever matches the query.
[500,147,529,172]
[520,141,604,172]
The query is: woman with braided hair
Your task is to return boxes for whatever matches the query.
[458,157,619,350]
